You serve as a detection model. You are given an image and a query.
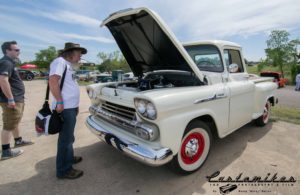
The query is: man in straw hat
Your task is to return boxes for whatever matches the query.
[49,42,87,179]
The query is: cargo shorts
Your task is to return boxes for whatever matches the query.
[0,102,24,130]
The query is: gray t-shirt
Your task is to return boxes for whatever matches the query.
[0,56,25,102]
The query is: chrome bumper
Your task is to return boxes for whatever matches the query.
[86,115,173,166]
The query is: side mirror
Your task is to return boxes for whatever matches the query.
[228,63,239,73]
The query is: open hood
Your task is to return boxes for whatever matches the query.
[101,8,204,81]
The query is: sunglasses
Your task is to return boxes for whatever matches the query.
[11,49,20,52]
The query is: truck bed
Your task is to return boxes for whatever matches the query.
[248,75,273,83]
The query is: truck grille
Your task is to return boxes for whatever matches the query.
[101,101,136,120]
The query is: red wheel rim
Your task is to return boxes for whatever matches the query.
[263,103,269,122]
[180,132,205,164]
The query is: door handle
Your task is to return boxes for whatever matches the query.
[216,93,227,98]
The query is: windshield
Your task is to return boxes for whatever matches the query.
[184,44,223,72]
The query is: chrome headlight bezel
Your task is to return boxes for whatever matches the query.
[134,98,157,120]
[87,89,97,99]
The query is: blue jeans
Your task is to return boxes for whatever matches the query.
[56,108,78,177]
[296,82,300,91]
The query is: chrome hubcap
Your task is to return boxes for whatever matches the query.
[185,138,199,158]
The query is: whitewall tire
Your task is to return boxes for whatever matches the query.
[170,121,212,174]
[255,101,271,126]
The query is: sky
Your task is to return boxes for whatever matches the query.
[0,0,299,64]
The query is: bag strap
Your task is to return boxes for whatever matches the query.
[45,65,67,101]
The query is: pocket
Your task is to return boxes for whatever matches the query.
[13,103,23,114]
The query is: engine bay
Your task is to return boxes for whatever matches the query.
[105,71,204,91]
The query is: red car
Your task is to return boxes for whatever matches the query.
[260,71,288,88]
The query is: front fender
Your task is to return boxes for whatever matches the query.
[156,108,220,155]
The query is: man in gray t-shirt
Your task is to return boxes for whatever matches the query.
[0,41,33,160]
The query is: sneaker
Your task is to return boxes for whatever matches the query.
[1,148,24,160]
[57,168,83,179]
[73,156,82,164]
[14,139,34,148]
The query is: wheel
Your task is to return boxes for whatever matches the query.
[170,121,212,174]
[26,75,33,81]
[255,101,271,126]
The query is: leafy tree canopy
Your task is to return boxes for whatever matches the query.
[32,46,58,69]
[97,51,130,72]
[265,30,296,76]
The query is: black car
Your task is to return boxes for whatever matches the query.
[18,69,35,81]
[219,184,238,194]
[39,71,49,77]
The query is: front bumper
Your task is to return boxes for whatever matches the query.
[86,115,173,166]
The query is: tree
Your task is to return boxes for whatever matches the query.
[288,39,300,64]
[288,39,300,83]
[97,52,109,62]
[265,30,292,77]
[96,51,130,72]
[34,46,58,68]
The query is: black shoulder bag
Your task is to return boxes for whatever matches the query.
[35,66,67,135]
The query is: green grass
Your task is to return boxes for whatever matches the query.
[246,65,260,74]
[246,65,290,75]
[247,65,299,124]
[271,106,300,125]
[246,65,293,85]
[78,80,93,86]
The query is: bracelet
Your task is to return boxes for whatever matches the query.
[7,98,15,103]
[57,101,64,105]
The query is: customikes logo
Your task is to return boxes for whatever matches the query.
[206,171,296,194]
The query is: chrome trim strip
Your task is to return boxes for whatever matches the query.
[86,115,173,166]
[194,93,227,104]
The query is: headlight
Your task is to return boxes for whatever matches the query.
[134,98,157,120]
[146,102,156,119]
[136,99,146,114]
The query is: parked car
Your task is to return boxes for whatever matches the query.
[31,70,40,77]
[94,70,124,83]
[86,71,101,81]
[86,8,277,174]
[219,184,238,194]
[18,69,35,81]
[122,72,136,81]
[260,71,288,88]
[75,70,91,81]
[39,71,49,77]
[94,73,113,83]
[112,70,124,81]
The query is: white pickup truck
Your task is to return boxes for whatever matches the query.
[86,7,277,174]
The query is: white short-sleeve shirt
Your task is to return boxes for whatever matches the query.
[49,57,80,109]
